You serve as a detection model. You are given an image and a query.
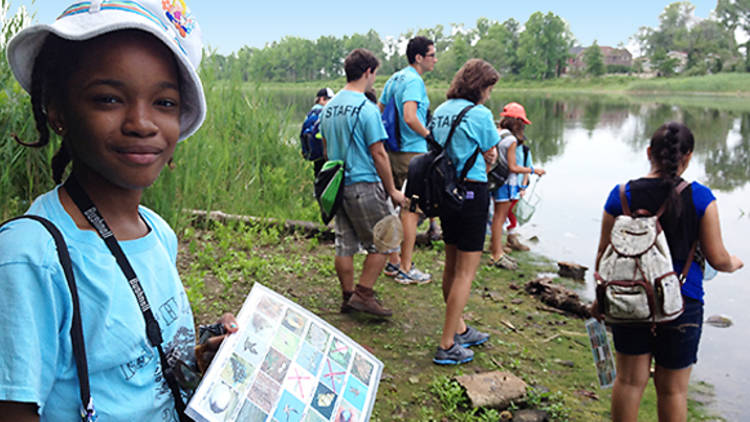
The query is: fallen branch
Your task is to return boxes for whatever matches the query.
[542,334,560,343]
[186,209,334,240]
[536,305,567,315]
[524,277,591,318]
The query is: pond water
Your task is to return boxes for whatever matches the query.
[278,87,749,419]
[486,93,750,421]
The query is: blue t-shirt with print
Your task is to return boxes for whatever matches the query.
[604,181,716,302]
[428,99,500,182]
[379,66,430,153]
[0,187,195,421]
[320,90,387,185]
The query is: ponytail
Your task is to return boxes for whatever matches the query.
[51,139,71,184]
[650,121,695,218]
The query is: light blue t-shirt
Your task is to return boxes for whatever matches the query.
[0,187,195,421]
[516,143,533,186]
[379,66,430,153]
[429,99,500,182]
[320,90,387,185]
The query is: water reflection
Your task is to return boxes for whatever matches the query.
[494,94,750,193]
[267,86,750,192]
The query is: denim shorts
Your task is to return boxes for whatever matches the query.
[492,182,520,202]
[440,182,489,252]
[611,296,703,370]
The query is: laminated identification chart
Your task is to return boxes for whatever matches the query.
[186,283,383,422]
[585,318,616,389]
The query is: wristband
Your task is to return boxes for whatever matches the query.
[520,185,529,189]
[529,165,535,175]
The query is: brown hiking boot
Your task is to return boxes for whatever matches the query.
[347,285,392,317]
[341,291,354,313]
[507,233,530,251]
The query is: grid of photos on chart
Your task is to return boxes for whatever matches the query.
[187,283,383,422]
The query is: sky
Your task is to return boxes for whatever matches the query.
[11,1,718,55]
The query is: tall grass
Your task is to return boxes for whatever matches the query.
[626,72,750,94]
[1,0,54,220]
[143,62,321,231]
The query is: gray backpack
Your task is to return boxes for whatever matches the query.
[595,181,696,325]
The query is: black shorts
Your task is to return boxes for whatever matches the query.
[611,296,703,370]
[439,182,489,252]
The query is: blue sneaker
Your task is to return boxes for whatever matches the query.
[384,262,400,277]
[433,343,474,365]
[454,325,489,348]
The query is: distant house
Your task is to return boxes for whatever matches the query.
[667,51,688,73]
[565,45,633,74]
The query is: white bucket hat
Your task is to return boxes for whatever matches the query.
[6,0,206,141]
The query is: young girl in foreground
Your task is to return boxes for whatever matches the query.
[0,1,235,420]
[594,122,743,421]
[429,59,500,365]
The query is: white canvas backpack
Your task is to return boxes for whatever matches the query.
[595,181,697,325]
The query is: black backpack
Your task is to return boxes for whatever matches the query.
[406,105,478,217]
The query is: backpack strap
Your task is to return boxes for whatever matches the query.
[342,99,368,170]
[680,240,698,282]
[0,215,95,421]
[445,104,477,182]
[673,180,695,282]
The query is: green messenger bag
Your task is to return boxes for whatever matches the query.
[314,159,345,224]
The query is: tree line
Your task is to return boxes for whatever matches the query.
[207,2,750,82]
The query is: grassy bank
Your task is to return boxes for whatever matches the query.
[179,220,721,421]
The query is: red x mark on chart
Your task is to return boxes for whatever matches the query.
[322,358,346,394]
[332,341,348,356]
[288,367,312,398]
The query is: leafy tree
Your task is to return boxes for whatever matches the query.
[517,12,574,80]
[583,40,605,76]
[502,18,523,75]
[651,49,679,76]
[473,18,521,75]
[636,2,702,75]
[432,25,472,80]
[314,35,345,79]
[343,29,385,61]
[685,19,737,74]
[716,0,750,70]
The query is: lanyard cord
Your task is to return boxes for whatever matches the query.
[63,177,189,421]
[342,99,367,174]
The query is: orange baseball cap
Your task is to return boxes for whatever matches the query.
[500,102,531,125]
